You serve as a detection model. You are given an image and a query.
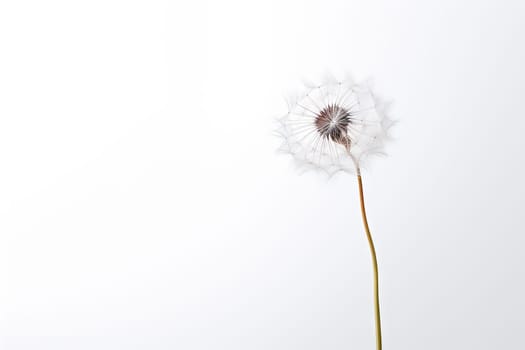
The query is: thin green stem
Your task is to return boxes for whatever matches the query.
[357,173,382,350]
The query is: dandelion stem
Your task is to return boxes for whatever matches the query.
[357,173,382,350]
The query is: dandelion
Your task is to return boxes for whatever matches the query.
[276,76,394,350]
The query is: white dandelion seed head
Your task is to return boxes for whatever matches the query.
[276,76,394,177]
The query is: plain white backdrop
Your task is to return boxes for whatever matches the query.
[1,0,525,349]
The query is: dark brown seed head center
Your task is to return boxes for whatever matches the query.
[314,104,351,146]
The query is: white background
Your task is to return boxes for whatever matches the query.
[1,0,525,349]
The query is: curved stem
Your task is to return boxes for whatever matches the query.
[357,173,382,350]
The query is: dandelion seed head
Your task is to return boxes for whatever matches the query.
[276,76,393,176]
